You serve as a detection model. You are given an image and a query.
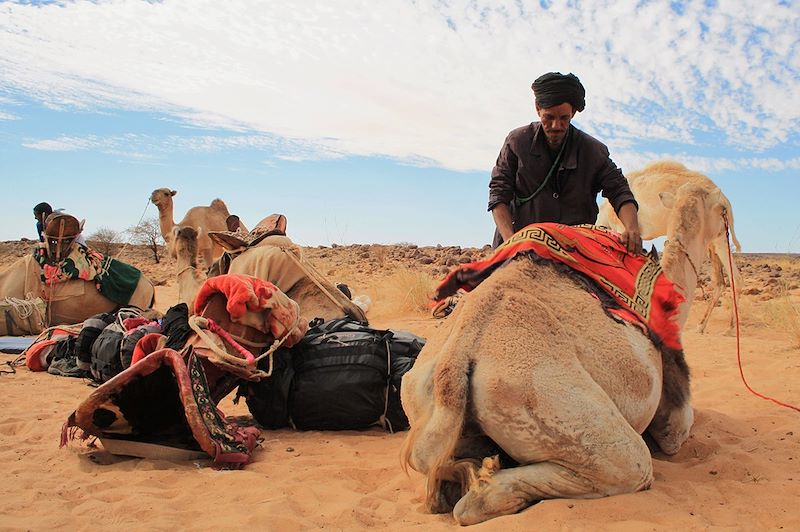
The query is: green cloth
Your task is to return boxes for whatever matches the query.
[96,258,142,306]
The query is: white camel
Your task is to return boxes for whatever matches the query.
[596,160,741,334]
[400,183,725,525]
[150,188,230,269]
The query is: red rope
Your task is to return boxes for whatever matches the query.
[724,211,800,413]
[204,318,257,365]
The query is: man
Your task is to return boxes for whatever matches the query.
[489,72,642,253]
[33,202,87,247]
[33,202,53,242]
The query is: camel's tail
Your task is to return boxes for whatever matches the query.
[720,193,741,253]
[209,198,230,217]
[400,345,471,511]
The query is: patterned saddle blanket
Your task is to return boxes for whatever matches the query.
[434,223,684,350]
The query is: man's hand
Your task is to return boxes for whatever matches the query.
[616,202,642,254]
[491,204,515,242]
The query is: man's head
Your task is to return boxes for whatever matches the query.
[532,72,586,149]
[33,202,52,223]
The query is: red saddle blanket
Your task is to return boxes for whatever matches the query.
[434,223,684,350]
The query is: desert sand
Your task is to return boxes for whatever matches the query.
[1,239,799,530]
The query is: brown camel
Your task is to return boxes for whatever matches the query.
[150,188,230,269]
[0,254,155,328]
[172,226,205,310]
[400,183,723,525]
[596,160,742,334]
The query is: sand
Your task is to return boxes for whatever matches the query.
[1,242,798,530]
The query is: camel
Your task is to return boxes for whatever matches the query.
[174,224,367,324]
[400,183,724,525]
[596,160,742,334]
[172,226,205,310]
[0,254,155,327]
[150,188,231,269]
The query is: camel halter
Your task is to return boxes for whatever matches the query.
[663,238,699,286]
[722,208,800,413]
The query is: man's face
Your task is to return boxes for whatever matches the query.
[536,102,575,149]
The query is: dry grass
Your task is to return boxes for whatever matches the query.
[370,245,390,268]
[762,282,800,348]
[377,267,437,315]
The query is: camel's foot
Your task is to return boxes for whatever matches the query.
[428,458,482,513]
[452,463,532,526]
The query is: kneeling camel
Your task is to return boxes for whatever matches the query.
[400,183,722,525]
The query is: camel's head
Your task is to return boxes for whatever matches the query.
[150,188,176,208]
[173,225,199,268]
[660,183,727,247]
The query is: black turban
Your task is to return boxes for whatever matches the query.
[33,202,52,216]
[531,72,586,112]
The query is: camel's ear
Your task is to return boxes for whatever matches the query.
[659,191,676,209]
[648,244,660,262]
[170,190,177,197]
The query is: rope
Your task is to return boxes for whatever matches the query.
[1,294,46,324]
[723,210,800,413]
[281,248,349,314]
[188,315,257,367]
[186,314,300,379]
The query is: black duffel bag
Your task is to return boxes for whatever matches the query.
[244,317,425,432]
[289,319,392,431]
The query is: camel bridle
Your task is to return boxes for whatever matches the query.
[664,238,699,282]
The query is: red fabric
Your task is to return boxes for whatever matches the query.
[131,332,166,366]
[24,327,79,371]
[123,317,157,331]
[435,223,685,350]
[194,273,306,347]
[25,339,57,371]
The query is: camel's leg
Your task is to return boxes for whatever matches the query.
[696,245,725,334]
[710,237,741,336]
[452,428,653,526]
[450,361,654,525]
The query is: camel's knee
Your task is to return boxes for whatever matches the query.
[587,436,654,495]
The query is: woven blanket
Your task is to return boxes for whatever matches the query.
[434,223,684,350]
[63,347,260,468]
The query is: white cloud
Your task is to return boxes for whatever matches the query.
[615,151,800,175]
[22,135,105,151]
[1,0,798,171]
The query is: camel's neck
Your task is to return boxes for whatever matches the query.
[661,237,705,331]
[155,201,175,240]
[177,265,203,307]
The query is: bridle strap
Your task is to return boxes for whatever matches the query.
[664,238,699,280]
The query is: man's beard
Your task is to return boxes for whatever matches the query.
[545,133,565,149]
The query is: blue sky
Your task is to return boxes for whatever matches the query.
[1,0,798,252]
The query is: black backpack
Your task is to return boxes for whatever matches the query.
[243,318,425,432]
[75,312,115,372]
